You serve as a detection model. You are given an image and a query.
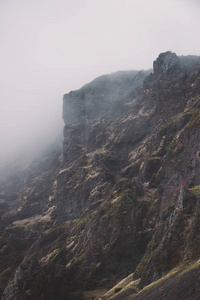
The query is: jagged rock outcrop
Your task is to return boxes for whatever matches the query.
[153,51,200,76]
[2,259,55,300]
[1,51,200,300]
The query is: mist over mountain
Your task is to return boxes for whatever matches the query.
[1,0,200,174]
[0,100,63,170]
[0,51,200,300]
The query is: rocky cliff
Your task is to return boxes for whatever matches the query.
[0,51,200,300]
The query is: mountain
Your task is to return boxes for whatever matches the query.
[0,51,200,300]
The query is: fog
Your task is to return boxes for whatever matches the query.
[0,0,200,167]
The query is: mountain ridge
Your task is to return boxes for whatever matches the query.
[0,51,200,299]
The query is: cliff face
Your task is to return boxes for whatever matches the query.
[1,51,200,300]
[63,70,151,125]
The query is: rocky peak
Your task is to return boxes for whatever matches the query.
[153,51,180,76]
[153,51,200,77]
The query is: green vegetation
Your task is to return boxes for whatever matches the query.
[186,110,200,127]
[118,178,131,187]
[133,269,176,298]
[73,254,85,265]
[132,260,200,298]
[103,188,133,221]
[102,273,140,300]
[133,253,151,277]
[151,110,194,156]
[103,259,200,300]
[118,178,133,191]
[162,202,176,218]
[0,267,13,285]
[170,111,192,125]
[176,259,200,277]
[187,185,200,196]
[155,111,191,136]
[43,222,70,239]
[42,248,61,265]
[147,198,160,216]
[168,137,176,150]
[82,164,93,171]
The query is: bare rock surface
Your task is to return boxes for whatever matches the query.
[1,52,200,300]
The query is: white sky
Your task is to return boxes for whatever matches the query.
[0,0,200,165]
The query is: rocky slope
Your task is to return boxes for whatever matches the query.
[0,51,200,299]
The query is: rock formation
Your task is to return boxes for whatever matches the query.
[0,51,200,299]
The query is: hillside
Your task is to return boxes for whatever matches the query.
[0,51,200,300]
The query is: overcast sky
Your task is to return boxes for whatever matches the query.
[0,0,200,166]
